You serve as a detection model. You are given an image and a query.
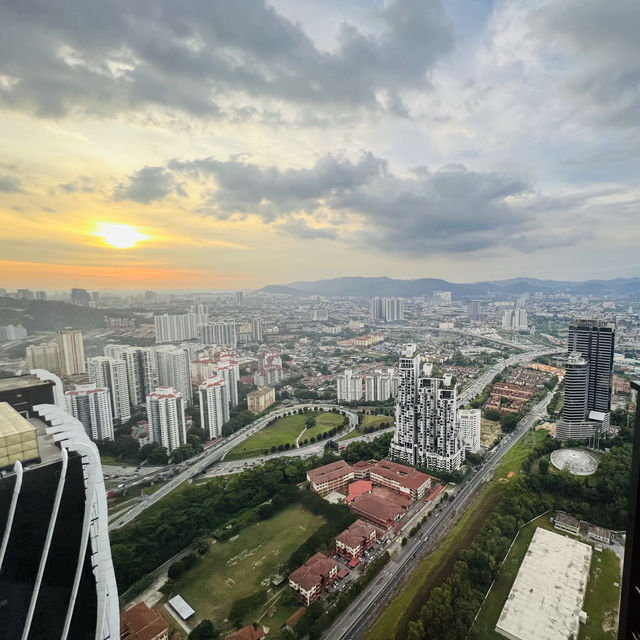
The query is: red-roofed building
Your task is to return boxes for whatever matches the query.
[225,625,259,640]
[306,460,354,495]
[349,493,405,530]
[289,552,338,605]
[335,519,377,560]
[369,460,432,500]
[120,602,168,640]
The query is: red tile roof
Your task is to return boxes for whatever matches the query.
[289,552,337,591]
[336,519,377,550]
[350,493,405,528]
[225,625,259,640]
[370,460,431,491]
[307,460,353,485]
[120,602,168,640]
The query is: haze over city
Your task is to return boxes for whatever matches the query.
[1,0,639,289]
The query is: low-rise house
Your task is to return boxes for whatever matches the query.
[588,524,611,544]
[554,512,580,535]
[120,602,168,640]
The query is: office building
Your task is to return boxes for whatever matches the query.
[25,342,61,374]
[391,345,464,471]
[156,346,192,405]
[64,383,114,441]
[458,408,481,453]
[87,356,131,424]
[199,321,237,348]
[56,328,86,375]
[146,387,187,453]
[198,376,230,439]
[154,312,207,343]
[247,387,275,413]
[0,375,119,639]
[70,287,91,306]
[336,369,363,402]
[502,308,528,331]
[557,318,616,441]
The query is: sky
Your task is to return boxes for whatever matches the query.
[0,0,639,290]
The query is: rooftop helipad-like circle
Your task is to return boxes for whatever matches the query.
[550,448,598,476]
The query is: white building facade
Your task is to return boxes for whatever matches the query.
[156,346,193,405]
[199,376,230,439]
[64,383,114,441]
[336,369,363,402]
[87,356,131,424]
[458,408,481,453]
[146,386,187,453]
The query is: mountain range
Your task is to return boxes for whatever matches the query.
[259,276,640,298]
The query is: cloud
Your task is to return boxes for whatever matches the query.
[531,0,640,131]
[0,175,23,192]
[57,176,96,193]
[0,0,452,123]
[164,151,565,255]
[113,166,184,203]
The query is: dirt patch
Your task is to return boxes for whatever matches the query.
[481,419,501,448]
[536,421,556,436]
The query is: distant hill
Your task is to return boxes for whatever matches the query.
[0,298,109,332]
[258,276,640,298]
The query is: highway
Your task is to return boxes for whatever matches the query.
[108,404,358,530]
[322,388,557,640]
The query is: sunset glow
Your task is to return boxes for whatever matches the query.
[95,223,148,250]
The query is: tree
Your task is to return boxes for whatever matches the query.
[189,619,220,640]
[484,408,501,422]
[500,412,520,433]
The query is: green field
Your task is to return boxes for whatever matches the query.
[226,411,344,460]
[170,503,326,629]
[339,414,392,441]
[365,431,547,640]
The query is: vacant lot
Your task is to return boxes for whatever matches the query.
[226,411,342,460]
[170,503,325,629]
[481,418,501,447]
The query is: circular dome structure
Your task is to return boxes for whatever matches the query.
[550,449,598,476]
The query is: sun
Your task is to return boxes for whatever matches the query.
[95,222,148,249]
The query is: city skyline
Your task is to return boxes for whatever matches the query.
[1,0,639,289]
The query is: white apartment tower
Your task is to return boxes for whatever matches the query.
[458,408,481,454]
[154,312,208,343]
[199,376,230,439]
[199,321,237,348]
[156,346,193,405]
[502,308,528,331]
[146,387,187,453]
[336,369,363,402]
[87,356,131,423]
[64,383,114,441]
[364,368,396,402]
[121,346,157,406]
[57,328,86,375]
[390,345,464,471]
[216,360,239,407]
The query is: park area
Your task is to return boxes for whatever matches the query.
[471,514,621,640]
[170,503,326,631]
[225,411,345,460]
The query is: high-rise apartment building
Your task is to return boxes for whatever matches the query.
[216,360,239,407]
[34,290,47,300]
[156,346,192,405]
[557,318,616,440]
[433,290,452,306]
[56,328,86,375]
[364,368,396,402]
[87,356,131,424]
[502,308,528,331]
[458,408,481,453]
[390,345,464,471]
[199,321,237,348]
[468,300,481,317]
[336,369,363,402]
[198,376,230,439]
[251,318,263,342]
[120,347,157,406]
[370,297,404,322]
[70,287,91,306]
[0,324,28,341]
[17,288,34,300]
[154,312,208,343]
[25,342,61,374]
[0,374,119,639]
[146,387,186,453]
[64,383,114,441]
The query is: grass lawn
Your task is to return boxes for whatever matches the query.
[169,503,326,629]
[339,414,392,442]
[225,412,342,460]
[302,412,344,440]
[579,548,621,640]
[365,431,547,640]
